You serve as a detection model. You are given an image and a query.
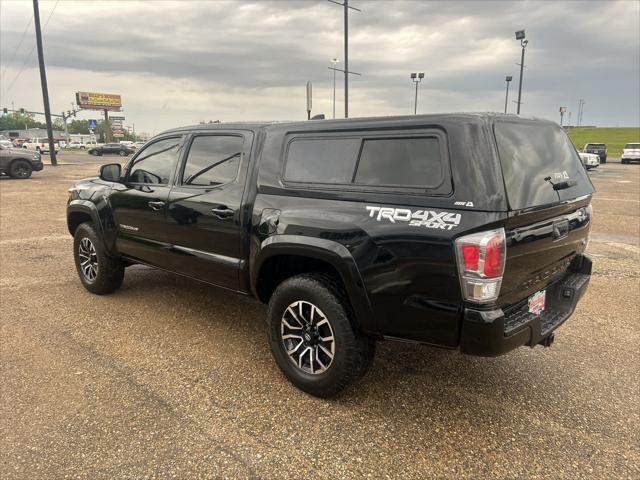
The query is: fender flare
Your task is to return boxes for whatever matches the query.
[67,200,117,255]
[251,235,378,336]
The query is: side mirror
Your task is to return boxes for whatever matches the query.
[99,163,122,182]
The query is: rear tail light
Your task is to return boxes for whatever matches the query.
[455,228,506,303]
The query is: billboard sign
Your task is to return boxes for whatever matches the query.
[112,129,126,135]
[113,133,124,138]
[87,119,97,129]
[109,116,125,120]
[76,91,122,111]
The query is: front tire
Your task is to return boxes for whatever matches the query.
[73,222,124,294]
[118,150,127,156]
[9,160,32,179]
[267,273,375,397]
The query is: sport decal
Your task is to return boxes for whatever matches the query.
[365,206,462,230]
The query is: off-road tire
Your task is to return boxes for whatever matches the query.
[267,273,375,397]
[8,160,32,179]
[73,222,124,294]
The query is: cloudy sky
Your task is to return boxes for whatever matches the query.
[1,0,638,135]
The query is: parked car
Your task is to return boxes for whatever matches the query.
[67,141,87,149]
[582,143,607,163]
[579,152,599,170]
[132,141,146,150]
[0,143,43,178]
[22,138,59,155]
[67,114,594,397]
[621,143,640,164]
[0,140,14,149]
[87,143,133,156]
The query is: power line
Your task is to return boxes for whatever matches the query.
[1,0,59,97]
[0,14,34,78]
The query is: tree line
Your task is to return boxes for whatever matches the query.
[0,112,137,142]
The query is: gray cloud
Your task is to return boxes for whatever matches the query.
[1,0,638,132]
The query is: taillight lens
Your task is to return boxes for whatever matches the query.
[455,228,506,303]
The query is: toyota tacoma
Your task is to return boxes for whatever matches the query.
[67,114,594,397]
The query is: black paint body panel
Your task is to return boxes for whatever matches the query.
[67,113,593,354]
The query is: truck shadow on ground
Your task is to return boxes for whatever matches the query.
[120,265,547,405]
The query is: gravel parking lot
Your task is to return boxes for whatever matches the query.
[1,162,638,479]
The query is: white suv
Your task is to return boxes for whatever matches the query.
[621,143,640,164]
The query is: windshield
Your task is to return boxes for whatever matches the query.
[494,121,594,210]
[586,144,604,149]
[624,143,640,149]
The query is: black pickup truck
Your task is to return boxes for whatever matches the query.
[67,114,594,397]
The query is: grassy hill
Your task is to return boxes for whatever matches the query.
[567,127,640,158]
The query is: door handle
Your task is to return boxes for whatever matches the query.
[148,201,166,211]
[211,205,234,219]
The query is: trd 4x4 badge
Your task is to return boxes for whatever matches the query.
[366,206,462,230]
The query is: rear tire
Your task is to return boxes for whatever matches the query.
[9,160,32,179]
[267,273,375,397]
[73,222,124,294]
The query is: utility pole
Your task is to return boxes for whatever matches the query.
[32,0,57,165]
[328,0,360,118]
[103,109,110,142]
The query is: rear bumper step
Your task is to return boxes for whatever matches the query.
[459,254,592,356]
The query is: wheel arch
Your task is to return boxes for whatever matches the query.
[67,201,101,235]
[252,235,378,336]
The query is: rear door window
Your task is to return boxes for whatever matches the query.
[181,135,243,186]
[494,121,594,210]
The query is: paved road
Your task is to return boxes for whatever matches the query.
[1,163,638,479]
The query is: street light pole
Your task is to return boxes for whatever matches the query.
[344,0,349,118]
[331,58,339,119]
[410,72,424,115]
[514,30,528,115]
[504,76,513,113]
[328,0,360,118]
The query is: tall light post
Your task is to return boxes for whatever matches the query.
[504,75,513,113]
[331,58,339,119]
[328,0,361,118]
[410,72,424,115]
[577,98,585,127]
[514,30,528,115]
